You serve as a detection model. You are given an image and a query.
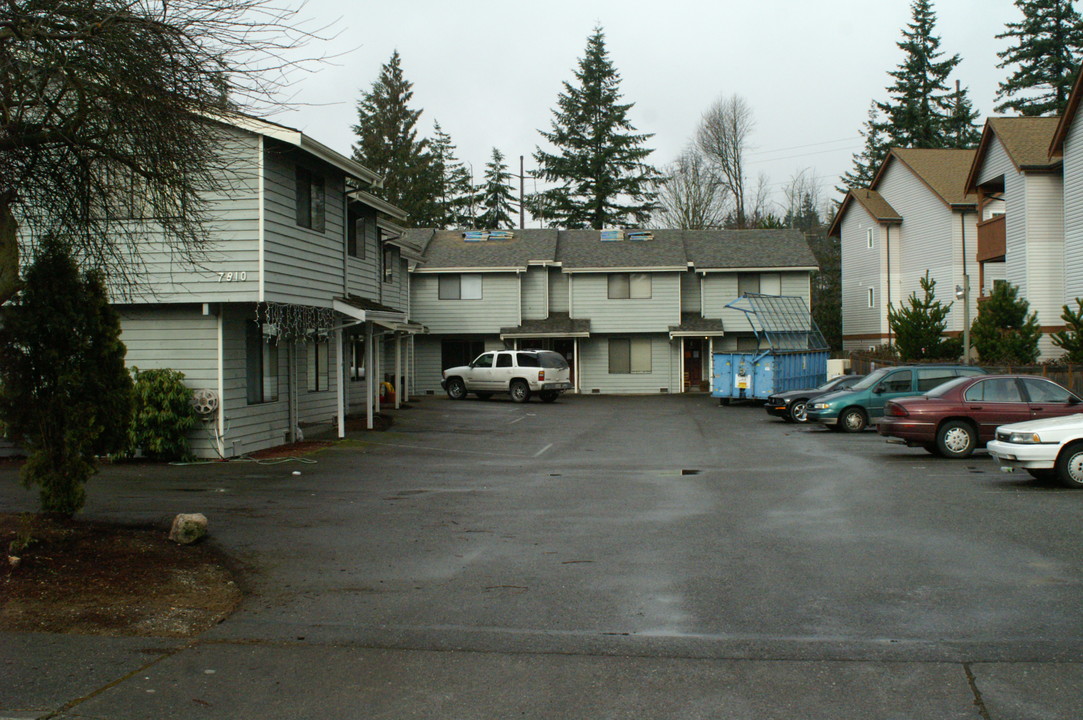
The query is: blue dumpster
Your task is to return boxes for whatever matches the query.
[711,294,829,403]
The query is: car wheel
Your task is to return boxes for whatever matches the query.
[788,399,809,423]
[936,420,976,459]
[445,378,467,400]
[476,392,493,400]
[838,407,867,433]
[539,391,559,403]
[1055,442,1083,488]
[510,380,531,403]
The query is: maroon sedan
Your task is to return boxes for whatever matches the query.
[877,374,1083,458]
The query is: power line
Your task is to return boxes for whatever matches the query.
[747,136,860,157]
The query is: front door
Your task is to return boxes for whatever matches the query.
[554,339,576,385]
[684,338,704,390]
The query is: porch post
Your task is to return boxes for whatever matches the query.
[287,342,298,443]
[336,328,345,439]
[374,334,382,414]
[679,337,686,393]
[574,338,580,393]
[394,333,402,410]
[365,321,374,430]
[404,334,412,403]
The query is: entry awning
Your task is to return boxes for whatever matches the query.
[669,313,726,339]
[500,312,590,340]
[333,295,428,335]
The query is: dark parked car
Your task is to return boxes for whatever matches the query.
[764,374,865,423]
[877,374,1083,458]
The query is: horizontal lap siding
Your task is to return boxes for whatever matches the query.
[577,334,678,394]
[118,305,219,457]
[680,270,701,314]
[701,273,741,328]
[1024,173,1065,322]
[411,273,520,334]
[262,145,346,307]
[1066,115,1083,302]
[115,129,261,304]
[220,304,290,457]
[522,267,547,319]
[379,246,409,312]
[347,207,380,299]
[879,160,958,333]
[980,141,1028,296]
[412,335,446,395]
[571,273,679,333]
[549,270,569,313]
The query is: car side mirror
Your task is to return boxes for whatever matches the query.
[1070,395,1081,405]
[873,385,884,394]
[469,362,476,368]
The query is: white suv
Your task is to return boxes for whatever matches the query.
[442,349,573,403]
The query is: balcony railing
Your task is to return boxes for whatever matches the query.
[977,215,1006,262]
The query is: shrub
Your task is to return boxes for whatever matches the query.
[127,368,199,461]
[971,282,1041,364]
[1051,299,1083,363]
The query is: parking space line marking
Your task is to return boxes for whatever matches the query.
[508,416,527,425]
[534,443,553,457]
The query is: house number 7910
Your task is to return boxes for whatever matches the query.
[217,272,248,282]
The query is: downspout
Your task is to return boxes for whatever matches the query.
[885,224,892,346]
[257,136,265,303]
[961,211,971,364]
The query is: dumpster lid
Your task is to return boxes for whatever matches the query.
[724,293,828,352]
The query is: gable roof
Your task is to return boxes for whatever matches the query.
[681,229,818,270]
[1051,62,1083,156]
[966,117,1062,191]
[873,148,978,208]
[827,189,902,238]
[214,111,381,186]
[408,229,559,271]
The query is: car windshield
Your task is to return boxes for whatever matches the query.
[925,375,970,398]
[848,367,892,391]
[819,375,856,391]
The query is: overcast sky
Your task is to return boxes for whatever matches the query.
[273,0,1021,220]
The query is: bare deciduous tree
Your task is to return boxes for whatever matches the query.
[652,147,729,230]
[0,0,321,303]
[696,94,754,229]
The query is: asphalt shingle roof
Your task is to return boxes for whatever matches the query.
[556,229,688,269]
[499,312,591,337]
[669,313,726,334]
[681,229,818,270]
[988,117,1062,170]
[886,148,978,206]
[408,229,558,269]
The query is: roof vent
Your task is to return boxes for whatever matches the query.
[463,231,489,242]
[627,231,653,241]
[488,230,514,241]
[600,229,624,241]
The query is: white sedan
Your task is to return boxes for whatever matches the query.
[987,413,1083,488]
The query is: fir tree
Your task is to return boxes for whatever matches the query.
[431,122,476,228]
[475,148,517,230]
[352,51,441,227]
[0,238,133,516]
[970,282,1042,364]
[876,0,971,149]
[995,0,1083,116]
[1051,298,1083,362]
[839,102,892,194]
[531,27,659,229]
[887,271,954,360]
[942,81,983,148]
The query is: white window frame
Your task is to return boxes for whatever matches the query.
[608,272,652,299]
[608,337,652,374]
[868,287,876,308]
[438,273,483,300]
[866,227,874,249]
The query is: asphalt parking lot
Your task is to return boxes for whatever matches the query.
[3,393,1082,719]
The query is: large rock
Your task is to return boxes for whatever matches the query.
[169,513,208,545]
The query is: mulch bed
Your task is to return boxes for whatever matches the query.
[0,513,242,637]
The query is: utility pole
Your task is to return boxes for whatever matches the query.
[519,155,525,229]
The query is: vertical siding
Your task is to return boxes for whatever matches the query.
[571,272,680,332]
[577,334,678,394]
[522,266,548,319]
[1024,173,1065,348]
[1065,110,1083,302]
[261,143,346,306]
[549,269,569,313]
[411,273,521,333]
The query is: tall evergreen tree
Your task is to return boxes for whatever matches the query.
[876,0,972,148]
[839,1,980,193]
[971,282,1042,364]
[531,27,659,229]
[475,149,517,229]
[995,0,1083,116]
[839,102,892,194]
[352,51,441,227]
[431,122,475,228]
